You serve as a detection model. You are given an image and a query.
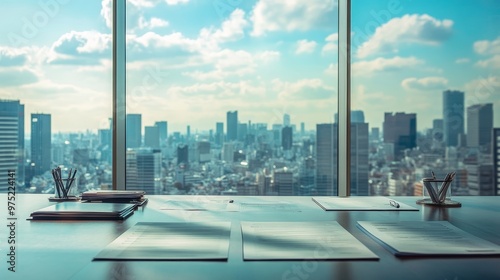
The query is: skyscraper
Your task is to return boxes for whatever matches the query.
[126,148,162,195]
[283,113,290,127]
[0,100,24,191]
[31,113,51,176]
[144,125,160,149]
[215,122,224,146]
[282,126,292,150]
[443,90,464,147]
[154,121,168,144]
[467,103,493,150]
[493,128,500,195]
[383,112,416,160]
[126,114,142,148]
[350,122,369,195]
[316,123,336,196]
[226,111,238,141]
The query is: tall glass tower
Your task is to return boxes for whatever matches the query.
[443,90,464,147]
[0,100,24,191]
[31,113,51,176]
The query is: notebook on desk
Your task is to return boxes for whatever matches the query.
[81,190,148,207]
[29,202,136,220]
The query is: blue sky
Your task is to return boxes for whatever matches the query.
[0,0,498,135]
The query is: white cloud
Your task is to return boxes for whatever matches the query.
[474,37,500,55]
[199,9,248,45]
[251,0,337,36]
[52,31,111,55]
[464,75,500,105]
[401,76,448,91]
[0,47,28,67]
[128,0,157,7]
[295,39,317,54]
[324,63,337,76]
[274,78,335,100]
[475,55,500,69]
[455,58,470,64]
[165,0,189,4]
[322,33,338,55]
[352,56,424,76]
[356,14,453,58]
[101,0,112,29]
[184,49,279,81]
[138,16,169,29]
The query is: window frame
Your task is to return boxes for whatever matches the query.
[111,0,352,196]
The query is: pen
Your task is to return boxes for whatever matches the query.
[389,200,400,208]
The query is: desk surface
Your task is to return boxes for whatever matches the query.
[1,195,500,280]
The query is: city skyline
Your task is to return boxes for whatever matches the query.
[0,1,498,134]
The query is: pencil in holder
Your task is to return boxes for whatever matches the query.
[49,167,80,202]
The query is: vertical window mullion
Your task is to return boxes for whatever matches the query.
[113,0,126,190]
[338,0,351,196]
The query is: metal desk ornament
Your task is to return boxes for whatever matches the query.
[416,171,461,207]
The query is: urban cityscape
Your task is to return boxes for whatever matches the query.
[1,88,498,197]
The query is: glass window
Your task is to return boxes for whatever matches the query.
[0,1,112,193]
[351,0,499,196]
[125,0,339,195]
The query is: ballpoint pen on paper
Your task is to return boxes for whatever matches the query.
[389,200,400,208]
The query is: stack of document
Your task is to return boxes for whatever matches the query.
[81,190,147,206]
[30,202,136,220]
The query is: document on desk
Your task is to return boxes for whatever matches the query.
[94,222,231,260]
[358,221,500,256]
[161,198,233,211]
[241,221,379,260]
[238,201,300,212]
[312,196,418,211]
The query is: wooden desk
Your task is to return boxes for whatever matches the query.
[1,195,499,280]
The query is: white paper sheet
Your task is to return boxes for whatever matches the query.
[161,198,233,211]
[94,222,231,260]
[313,196,418,211]
[358,221,500,256]
[241,221,379,260]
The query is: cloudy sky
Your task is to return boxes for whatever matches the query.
[0,0,499,135]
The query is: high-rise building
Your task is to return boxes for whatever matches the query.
[274,169,294,195]
[226,111,238,141]
[467,103,493,150]
[126,114,142,148]
[316,123,336,196]
[238,123,247,143]
[98,128,111,163]
[351,122,369,195]
[31,113,51,176]
[177,144,189,166]
[383,112,416,160]
[0,100,24,191]
[443,90,464,147]
[493,128,500,195]
[154,121,168,144]
[282,126,293,150]
[144,125,160,149]
[197,141,211,163]
[215,122,224,146]
[283,113,290,127]
[126,148,162,195]
[222,142,234,163]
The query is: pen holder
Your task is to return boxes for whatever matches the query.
[416,176,461,207]
[49,167,80,202]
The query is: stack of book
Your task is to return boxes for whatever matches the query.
[30,202,136,220]
[81,190,147,207]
